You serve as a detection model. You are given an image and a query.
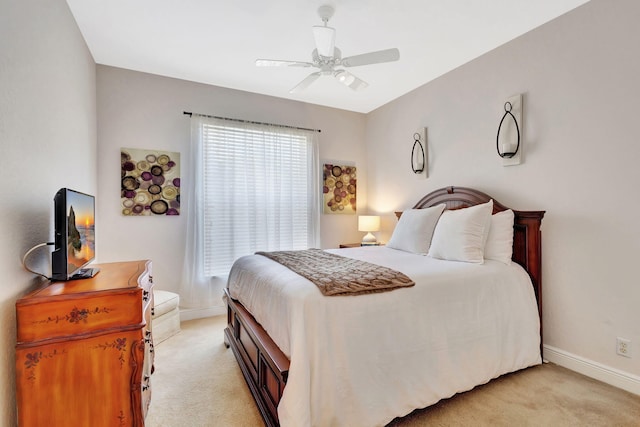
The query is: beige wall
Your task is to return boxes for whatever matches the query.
[366,0,640,386]
[0,0,96,425]
[96,66,366,314]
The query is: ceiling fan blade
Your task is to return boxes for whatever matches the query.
[289,72,321,93]
[334,70,368,91]
[341,48,400,67]
[256,59,313,68]
[312,25,335,57]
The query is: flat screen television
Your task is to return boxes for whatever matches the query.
[51,188,98,281]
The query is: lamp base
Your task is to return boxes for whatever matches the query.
[361,232,377,244]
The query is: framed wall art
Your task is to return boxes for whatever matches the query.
[323,163,356,214]
[121,147,180,216]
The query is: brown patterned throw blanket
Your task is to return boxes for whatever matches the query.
[255,248,414,296]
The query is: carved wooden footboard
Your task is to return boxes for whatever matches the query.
[224,186,544,427]
[224,289,288,427]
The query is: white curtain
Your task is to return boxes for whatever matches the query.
[179,115,320,309]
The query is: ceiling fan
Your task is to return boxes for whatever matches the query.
[256,5,400,93]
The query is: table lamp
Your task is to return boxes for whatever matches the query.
[358,215,380,246]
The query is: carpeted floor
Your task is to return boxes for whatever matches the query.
[145,316,640,427]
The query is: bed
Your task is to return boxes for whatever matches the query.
[223,186,545,427]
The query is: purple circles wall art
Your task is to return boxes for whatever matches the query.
[121,148,181,216]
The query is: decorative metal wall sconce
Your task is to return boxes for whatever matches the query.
[497,102,519,157]
[411,127,428,178]
[496,94,522,166]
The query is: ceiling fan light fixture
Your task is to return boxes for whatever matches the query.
[334,70,368,91]
[334,70,354,85]
[348,79,368,91]
[312,25,335,57]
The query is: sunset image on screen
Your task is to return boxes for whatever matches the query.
[67,191,95,268]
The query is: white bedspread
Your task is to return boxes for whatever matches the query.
[228,246,541,427]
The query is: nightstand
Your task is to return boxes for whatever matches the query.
[339,243,362,248]
[339,243,383,248]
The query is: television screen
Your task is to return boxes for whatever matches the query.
[52,188,97,281]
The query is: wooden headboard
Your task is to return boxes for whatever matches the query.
[396,186,545,339]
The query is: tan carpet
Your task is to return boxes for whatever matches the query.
[145,316,262,427]
[146,316,640,427]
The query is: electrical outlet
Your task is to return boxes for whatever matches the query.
[616,337,631,358]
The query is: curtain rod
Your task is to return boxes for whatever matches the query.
[183,111,321,133]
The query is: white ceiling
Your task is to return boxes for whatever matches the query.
[65,0,590,114]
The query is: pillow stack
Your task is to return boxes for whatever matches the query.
[386,199,515,264]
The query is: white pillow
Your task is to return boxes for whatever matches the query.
[484,209,514,264]
[428,200,493,263]
[386,204,446,254]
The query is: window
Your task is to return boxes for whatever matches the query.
[198,117,320,276]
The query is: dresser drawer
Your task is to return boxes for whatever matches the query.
[16,328,144,427]
[16,290,143,343]
[16,260,151,343]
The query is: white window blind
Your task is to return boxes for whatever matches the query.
[200,119,320,276]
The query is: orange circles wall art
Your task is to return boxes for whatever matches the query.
[323,163,356,215]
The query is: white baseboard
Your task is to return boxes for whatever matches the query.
[544,344,640,396]
[179,305,226,322]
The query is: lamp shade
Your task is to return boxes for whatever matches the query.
[358,215,380,232]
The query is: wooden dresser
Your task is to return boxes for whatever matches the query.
[15,260,154,427]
